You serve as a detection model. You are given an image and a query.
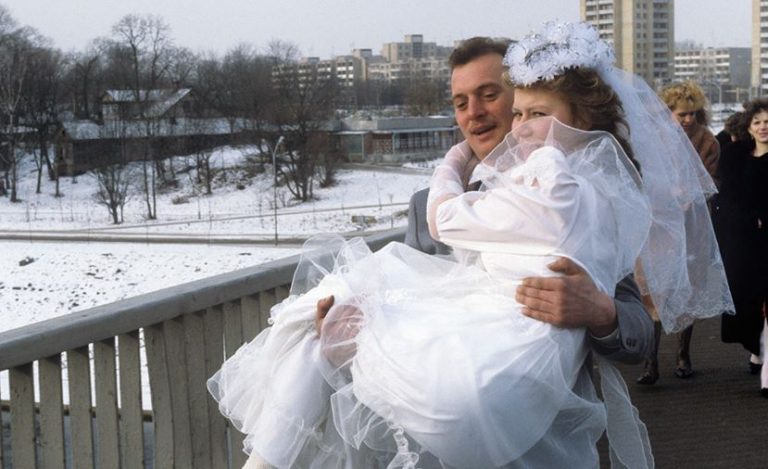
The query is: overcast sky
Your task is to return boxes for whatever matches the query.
[6,0,752,58]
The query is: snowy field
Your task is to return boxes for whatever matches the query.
[0,146,433,332]
[0,146,433,236]
[1,240,301,332]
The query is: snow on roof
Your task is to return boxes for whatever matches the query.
[341,115,455,131]
[61,121,101,139]
[103,88,192,118]
[62,117,256,140]
[104,88,191,103]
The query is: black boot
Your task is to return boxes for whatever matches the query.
[637,321,662,385]
[674,324,694,379]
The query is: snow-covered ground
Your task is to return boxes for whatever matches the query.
[1,146,433,333]
[1,240,301,331]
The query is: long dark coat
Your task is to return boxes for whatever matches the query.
[713,141,768,355]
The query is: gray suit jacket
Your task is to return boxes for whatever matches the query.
[404,188,653,364]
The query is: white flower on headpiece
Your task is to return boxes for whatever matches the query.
[504,21,615,86]
[547,23,570,44]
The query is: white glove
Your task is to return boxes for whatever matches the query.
[426,141,477,240]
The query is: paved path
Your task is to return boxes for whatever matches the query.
[603,316,768,468]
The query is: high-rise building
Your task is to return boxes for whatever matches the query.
[675,45,752,103]
[580,0,675,88]
[752,0,768,96]
[272,56,364,89]
[380,34,451,63]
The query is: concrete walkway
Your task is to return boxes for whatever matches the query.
[603,316,768,468]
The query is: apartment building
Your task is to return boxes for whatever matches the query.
[675,46,751,103]
[269,36,451,87]
[753,0,768,95]
[581,0,675,88]
[272,55,364,89]
[380,34,451,62]
[366,57,450,83]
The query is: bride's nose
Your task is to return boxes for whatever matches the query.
[514,121,534,139]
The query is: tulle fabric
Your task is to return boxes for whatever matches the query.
[598,68,734,332]
[328,248,594,467]
[210,241,607,468]
[208,120,653,468]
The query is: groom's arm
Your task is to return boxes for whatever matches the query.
[589,275,653,364]
[411,188,653,364]
[517,259,653,365]
[404,188,451,256]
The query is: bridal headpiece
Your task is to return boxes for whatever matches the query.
[504,21,614,85]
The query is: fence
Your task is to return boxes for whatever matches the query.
[0,228,404,468]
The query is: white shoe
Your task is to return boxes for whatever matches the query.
[242,452,274,469]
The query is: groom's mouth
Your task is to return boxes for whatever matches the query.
[471,124,496,137]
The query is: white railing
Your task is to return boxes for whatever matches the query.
[0,229,404,468]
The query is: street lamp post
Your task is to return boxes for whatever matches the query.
[703,79,723,106]
[712,81,722,106]
[272,136,285,245]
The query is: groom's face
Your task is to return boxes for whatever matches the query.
[450,53,515,160]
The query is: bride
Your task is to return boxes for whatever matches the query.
[208,22,730,469]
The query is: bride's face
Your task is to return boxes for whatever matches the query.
[511,88,578,132]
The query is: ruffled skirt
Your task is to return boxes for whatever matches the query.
[208,241,609,468]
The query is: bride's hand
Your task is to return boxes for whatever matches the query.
[515,257,618,337]
[315,295,335,336]
[427,143,478,239]
[315,295,362,367]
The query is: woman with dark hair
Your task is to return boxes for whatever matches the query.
[717,111,749,147]
[715,98,768,396]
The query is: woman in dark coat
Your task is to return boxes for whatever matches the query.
[716,111,748,148]
[715,97,768,396]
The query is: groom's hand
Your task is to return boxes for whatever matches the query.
[516,257,618,337]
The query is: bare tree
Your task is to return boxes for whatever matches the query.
[107,14,176,220]
[268,41,339,201]
[167,46,196,86]
[193,45,272,141]
[404,77,447,116]
[0,6,38,202]
[181,116,218,195]
[93,163,132,224]
[21,45,63,193]
[316,145,343,188]
[68,46,102,120]
[196,148,215,195]
[265,39,299,66]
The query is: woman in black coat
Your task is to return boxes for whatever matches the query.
[714,98,768,396]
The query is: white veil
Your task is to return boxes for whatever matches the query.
[504,21,734,333]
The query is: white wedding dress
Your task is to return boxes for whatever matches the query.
[208,119,652,468]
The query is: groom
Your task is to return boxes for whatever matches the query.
[318,37,653,364]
